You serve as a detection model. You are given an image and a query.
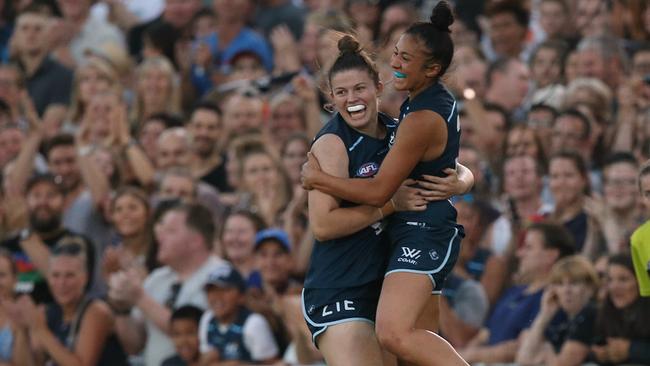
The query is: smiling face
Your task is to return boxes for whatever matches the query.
[330,69,382,134]
[390,34,438,94]
[111,193,148,238]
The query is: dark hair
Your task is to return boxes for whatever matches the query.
[45,134,75,159]
[224,209,267,236]
[328,35,380,88]
[143,22,179,69]
[529,103,559,120]
[169,203,216,249]
[603,152,638,170]
[171,304,204,324]
[527,221,576,259]
[51,235,96,291]
[529,39,569,74]
[595,253,650,341]
[550,150,591,195]
[192,100,222,118]
[486,57,519,86]
[483,102,511,131]
[485,0,530,27]
[143,112,184,129]
[404,1,455,78]
[554,109,591,141]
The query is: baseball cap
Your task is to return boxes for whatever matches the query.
[205,265,246,292]
[254,228,291,253]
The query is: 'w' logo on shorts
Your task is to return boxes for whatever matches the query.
[401,247,421,259]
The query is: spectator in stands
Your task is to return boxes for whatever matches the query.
[1,174,95,303]
[484,58,530,122]
[221,91,266,147]
[585,153,643,256]
[268,92,307,149]
[548,151,605,255]
[10,5,73,116]
[460,222,575,364]
[131,56,181,125]
[591,254,650,365]
[575,36,627,91]
[108,202,228,366]
[537,0,574,42]
[0,248,32,365]
[162,305,203,366]
[247,229,301,353]
[157,168,198,204]
[0,63,24,124]
[65,57,120,133]
[482,0,531,61]
[103,186,157,279]
[219,210,266,286]
[281,133,309,192]
[528,40,568,109]
[199,265,279,364]
[550,109,594,165]
[237,145,293,227]
[516,255,599,366]
[575,0,611,38]
[440,271,489,348]
[14,240,127,365]
[137,112,184,163]
[187,102,230,193]
[51,0,125,67]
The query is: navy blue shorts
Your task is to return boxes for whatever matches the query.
[301,279,382,346]
[386,223,463,294]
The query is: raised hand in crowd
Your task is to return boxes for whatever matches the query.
[270,25,301,75]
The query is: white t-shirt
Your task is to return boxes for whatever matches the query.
[91,0,165,24]
[135,255,229,366]
[198,310,279,362]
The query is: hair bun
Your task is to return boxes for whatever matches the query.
[430,1,454,33]
[337,35,361,54]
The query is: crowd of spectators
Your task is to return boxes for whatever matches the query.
[0,0,649,365]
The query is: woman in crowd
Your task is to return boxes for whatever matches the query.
[130,56,181,125]
[65,57,121,133]
[219,210,267,287]
[103,186,157,281]
[15,241,128,365]
[591,253,650,365]
[516,255,599,366]
[548,150,604,256]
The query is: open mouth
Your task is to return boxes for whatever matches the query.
[347,104,367,118]
[393,71,407,79]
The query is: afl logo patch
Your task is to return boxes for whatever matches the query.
[357,162,379,177]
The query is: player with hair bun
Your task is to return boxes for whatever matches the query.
[302,2,470,365]
[302,27,472,366]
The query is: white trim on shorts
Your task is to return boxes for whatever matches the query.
[385,227,459,294]
[301,289,375,344]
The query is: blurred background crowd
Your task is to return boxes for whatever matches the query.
[0,0,649,365]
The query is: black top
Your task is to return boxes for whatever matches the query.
[25,56,73,116]
[544,302,597,352]
[161,355,188,366]
[393,81,461,228]
[46,299,128,366]
[304,112,397,289]
[200,153,233,193]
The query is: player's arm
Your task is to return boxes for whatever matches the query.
[308,134,400,241]
[304,110,446,207]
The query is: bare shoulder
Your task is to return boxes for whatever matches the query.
[311,133,346,159]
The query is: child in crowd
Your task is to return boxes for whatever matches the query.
[162,305,204,366]
[199,265,279,364]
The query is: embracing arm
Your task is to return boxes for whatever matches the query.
[308,134,397,241]
[306,110,446,207]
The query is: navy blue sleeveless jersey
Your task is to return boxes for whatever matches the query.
[394,82,461,227]
[206,308,253,362]
[304,112,397,289]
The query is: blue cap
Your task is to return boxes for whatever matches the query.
[205,265,246,292]
[254,228,291,253]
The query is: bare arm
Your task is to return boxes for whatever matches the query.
[547,340,590,366]
[480,255,508,306]
[113,314,147,355]
[308,134,397,241]
[304,110,446,207]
